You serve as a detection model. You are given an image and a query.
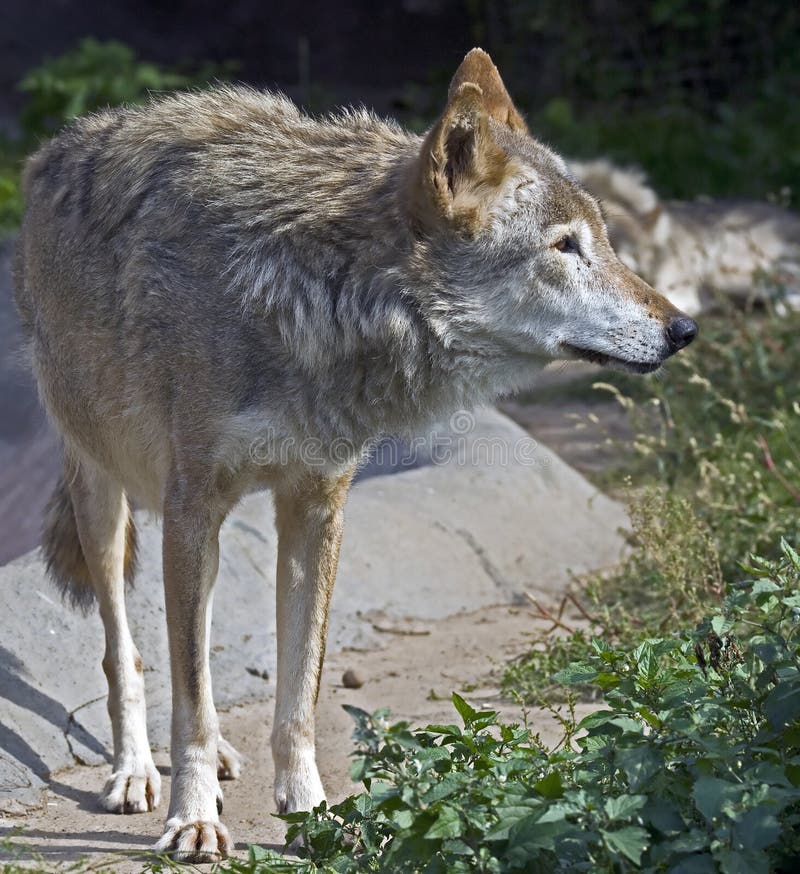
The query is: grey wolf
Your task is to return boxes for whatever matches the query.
[14,49,696,862]
[572,158,800,314]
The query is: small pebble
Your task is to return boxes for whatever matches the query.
[342,668,365,689]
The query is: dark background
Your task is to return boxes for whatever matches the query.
[0,0,472,119]
[2,1,799,199]
[3,1,796,110]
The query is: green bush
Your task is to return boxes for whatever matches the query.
[530,95,800,203]
[17,38,234,138]
[0,38,233,238]
[204,542,800,873]
[0,152,24,235]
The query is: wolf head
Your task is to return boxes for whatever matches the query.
[405,49,696,380]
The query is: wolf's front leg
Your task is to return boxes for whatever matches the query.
[272,467,355,813]
[155,483,230,862]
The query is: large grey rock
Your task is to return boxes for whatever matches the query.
[0,407,627,813]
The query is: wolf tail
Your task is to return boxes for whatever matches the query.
[42,473,138,613]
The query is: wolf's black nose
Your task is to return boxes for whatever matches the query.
[666,317,698,351]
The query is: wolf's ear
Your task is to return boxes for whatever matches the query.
[449,48,528,133]
[409,80,512,235]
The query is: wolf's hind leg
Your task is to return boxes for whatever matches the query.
[65,458,160,813]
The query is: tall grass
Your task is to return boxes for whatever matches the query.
[504,301,800,703]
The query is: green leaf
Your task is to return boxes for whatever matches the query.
[715,847,771,874]
[692,776,744,822]
[668,853,717,873]
[635,641,660,680]
[668,829,712,854]
[368,781,399,804]
[422,774,463,804]
[389,807,416,830]
[781,537,800,571]
[534,771,564,799]
[733,805,781,852]
[645,798,685,834]
[483,800,543,841]
[609,716,645,735]
[415,746,452,764]
[349,758,369,782]
[604,794,646,821]
[471,710,499,730]
[507,815,574,857]
[248,843,282,862]
[424,804,463,839]
[424,723,462,737]
[786,763,800,786]
[711,615,734,635]
[451,692,478,726]
[636,706,663,729]
[602,825,649,864]
[441,837,474,856]
[577,709,618,731]
[342,704,372,721]
[595,672,622,690]
[553,662,599,684]
[764,679,800,730]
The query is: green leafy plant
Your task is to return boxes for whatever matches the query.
[528,89,800,203]
[0,39,233,238]
[205,541,800,872]
[18,38,234,137]
[0,150,24,234]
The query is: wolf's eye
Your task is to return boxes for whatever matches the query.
[553,235,580,255]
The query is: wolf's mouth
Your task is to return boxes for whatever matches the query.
[561,343,662,374]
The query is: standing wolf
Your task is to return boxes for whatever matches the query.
[14,49,696,861]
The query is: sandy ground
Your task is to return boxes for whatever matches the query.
[1,603,591,871]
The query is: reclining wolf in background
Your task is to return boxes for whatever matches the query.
[14,49,696,861]
[572,158,800,315]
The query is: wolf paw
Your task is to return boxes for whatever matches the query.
[274,761,325,814]
[154,818,231,863]
[217,735,243,780]
[100,761,161,813]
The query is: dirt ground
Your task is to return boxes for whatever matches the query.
[0,602,595,871]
